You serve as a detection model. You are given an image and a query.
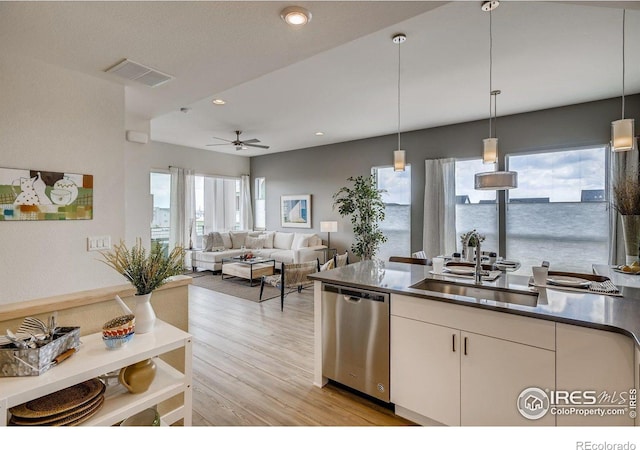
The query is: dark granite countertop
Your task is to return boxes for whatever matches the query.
[309,260,640,346]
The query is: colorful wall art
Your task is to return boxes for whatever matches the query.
[0,168,93,221]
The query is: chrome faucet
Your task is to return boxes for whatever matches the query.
[464,231,483,284]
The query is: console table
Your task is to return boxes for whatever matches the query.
[0,320,192,426]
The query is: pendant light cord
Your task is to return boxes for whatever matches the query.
[489,9,493,138]
[622,9,626,120]
[397,37,402,150]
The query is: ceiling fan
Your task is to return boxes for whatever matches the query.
[206,130,270,151]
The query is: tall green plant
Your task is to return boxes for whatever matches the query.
[333,175,387,260]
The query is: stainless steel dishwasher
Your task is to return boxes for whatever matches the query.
[322,283,390,402]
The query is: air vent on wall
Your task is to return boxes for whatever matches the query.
[104,59,173,87]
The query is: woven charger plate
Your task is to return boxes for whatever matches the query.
[9,378,105,419]
[9,391,104,425]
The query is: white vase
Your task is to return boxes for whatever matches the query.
[134,293,156,334]
[621,215,640,265]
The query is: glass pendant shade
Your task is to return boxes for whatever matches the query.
[483,138,498,164]
[611,118,636,152]
[475,171,517,190]
[394,149,406,172]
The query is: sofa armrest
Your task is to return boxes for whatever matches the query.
[293,245,327,263]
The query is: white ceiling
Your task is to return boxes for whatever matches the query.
[1,1,639,156]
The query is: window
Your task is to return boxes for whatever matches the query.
[454,159,498,254]
[150,172,171,249]
[506,146,608,273]
[254,177,266,230]
[454,148,608,272]
[195,175,241,247]
[372,165,411,261]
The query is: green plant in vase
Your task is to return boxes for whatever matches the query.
[100,239,184,333]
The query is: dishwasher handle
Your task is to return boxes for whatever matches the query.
[343,295,362,304]
[323,283,388,303]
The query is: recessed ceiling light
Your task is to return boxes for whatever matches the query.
[315,132,324,136]
[280,6,312,26]
[212,98,226,105]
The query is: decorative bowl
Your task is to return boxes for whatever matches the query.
[102,331,135,350]
[102,315,135,338]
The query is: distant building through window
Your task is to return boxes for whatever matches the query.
[372,165,411,261]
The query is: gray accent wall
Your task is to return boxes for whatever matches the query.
[250,94,640,257]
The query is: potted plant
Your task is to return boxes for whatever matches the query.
[100,239,185,333]
[332,175,387,260]
[460,229,485,262]
[612,176,640,264]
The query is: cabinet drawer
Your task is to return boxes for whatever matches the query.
[391,293,555,350]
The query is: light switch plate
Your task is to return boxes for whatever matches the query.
[88,235,111,251]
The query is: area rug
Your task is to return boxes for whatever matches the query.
[188,272,281,303]
[182,270,207,279]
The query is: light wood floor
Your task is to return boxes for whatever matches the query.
[188,284,414,426]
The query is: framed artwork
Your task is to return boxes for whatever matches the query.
[281,194,311,228]
[0,167,93,221]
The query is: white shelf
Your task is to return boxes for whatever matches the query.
[0,319,192,426]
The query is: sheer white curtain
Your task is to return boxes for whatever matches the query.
[169,167,195,251]
[423,158,456,259]
[240,175,253,231]
[609,149,639,265]
[203,177,238,231]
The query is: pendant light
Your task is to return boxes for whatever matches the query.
[611,9,637,152]
[475,1,517,190]
[393,33,406,172]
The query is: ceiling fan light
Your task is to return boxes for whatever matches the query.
[394,150,406,172]
[483,138,498,164]
[611,118,635,152]
[475,171,518,190]
[280,6,311,26]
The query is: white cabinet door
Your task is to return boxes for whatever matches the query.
[391,316,461,425]
[460,331,556,426]
[556,323,635,426]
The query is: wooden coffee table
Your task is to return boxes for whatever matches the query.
[221,257,276,286]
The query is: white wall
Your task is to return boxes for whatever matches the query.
[150,141,250,177]
[0,55,126,304]
[124,112,153,245]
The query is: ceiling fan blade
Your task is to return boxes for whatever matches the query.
[242,138,260,144]
[206,143,230,146]
[210,136,233,143]
[245,143,270,149]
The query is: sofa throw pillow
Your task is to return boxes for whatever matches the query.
[292,233,315,249]
[210,232,225,249]
[219,232,232,249]
[260,231,275,249]
[203,233,214,252]
[273,232,294,250]
[230,231,248,249]
[291,233,309,250]
[245,236,265,250]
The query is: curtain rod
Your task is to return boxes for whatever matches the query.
[165,166,249,180]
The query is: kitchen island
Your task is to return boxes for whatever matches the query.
[309,261,640,426]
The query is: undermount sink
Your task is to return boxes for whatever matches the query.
[410,279,538,307]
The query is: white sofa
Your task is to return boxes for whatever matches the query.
[187,230,326,272]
